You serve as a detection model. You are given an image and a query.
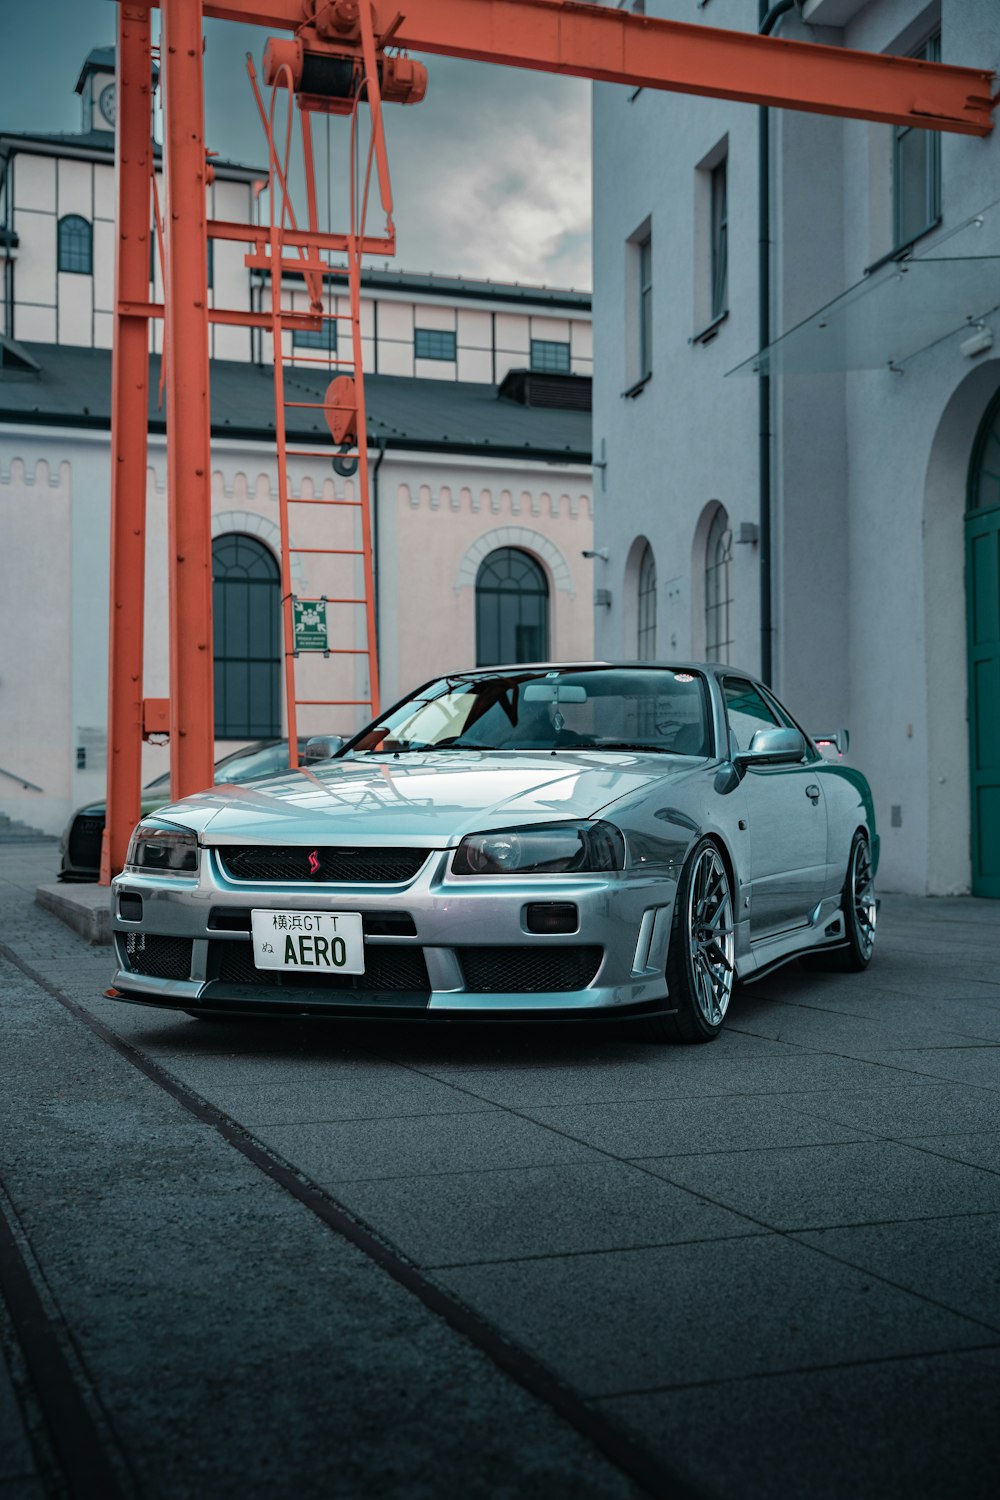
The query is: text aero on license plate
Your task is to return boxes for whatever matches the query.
[250,910,364,974]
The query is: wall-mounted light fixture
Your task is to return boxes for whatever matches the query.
[582,547,609,560]
[961,323,993,359]
[594,588,613,608]
[734,522,759,545]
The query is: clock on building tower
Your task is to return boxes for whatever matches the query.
[98,83,116,127]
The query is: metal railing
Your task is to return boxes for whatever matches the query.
[0,766,44,793]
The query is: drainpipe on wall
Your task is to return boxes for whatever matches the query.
[758,0,797,686]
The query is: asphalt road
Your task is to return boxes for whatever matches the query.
[2,844,999,1500]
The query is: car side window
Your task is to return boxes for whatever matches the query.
[759,685,820,762]
[722,677,779,753]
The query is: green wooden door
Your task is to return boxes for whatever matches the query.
[966,389,1000,898]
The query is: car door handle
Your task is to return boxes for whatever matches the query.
[805,784,821,802]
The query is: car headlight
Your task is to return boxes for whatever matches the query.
[125,819,199,875]
[452,820,625,876]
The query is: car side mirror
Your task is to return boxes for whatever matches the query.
[734,727,806,770]
[302,734,345,764]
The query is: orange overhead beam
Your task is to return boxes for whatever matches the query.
[193,0,995,136]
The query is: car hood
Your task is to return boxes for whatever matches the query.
[157,750,704,846]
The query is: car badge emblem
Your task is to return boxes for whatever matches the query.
[308,850,321,877]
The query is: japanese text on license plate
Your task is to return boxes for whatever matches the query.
[250,910,364,974]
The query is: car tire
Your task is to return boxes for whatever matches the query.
[802,830,876,973]
[643,837,736,1044]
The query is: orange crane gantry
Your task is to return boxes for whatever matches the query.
[100,0,996,882]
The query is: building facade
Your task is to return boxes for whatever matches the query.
[592,0,1000,896]
[0,49,594,837]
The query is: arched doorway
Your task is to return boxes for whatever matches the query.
[475,547,549,666]
[212,533,282,739]
[966,386,1000,897]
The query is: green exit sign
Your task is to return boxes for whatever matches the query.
[293,600,328,652]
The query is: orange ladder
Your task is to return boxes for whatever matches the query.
[249,27,391,768]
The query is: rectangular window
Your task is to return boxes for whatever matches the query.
[893,30,941,249]
[414,327,456,361]
[638,235,652,379]
[710,158,728,321]
[293,320,338,351]
[530,339,571,373]
[207,236,214,291]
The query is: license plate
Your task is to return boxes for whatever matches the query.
[250,910,364,974]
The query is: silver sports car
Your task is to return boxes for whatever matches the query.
[109,663,878,1042]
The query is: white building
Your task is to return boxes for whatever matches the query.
[592,0,1000,897]
[0,47,595,839]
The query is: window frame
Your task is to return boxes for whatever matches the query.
[414,327,457,362]
[211,533,283,740]
[293,319,339,352]
[892,29,942,251]
[636,543,657,660]
[57,215,93,276]
[710,157,728,323]
[529,338,571,374]
[638,234,653,381]
[474,547,550,668]
[704,507,733,665]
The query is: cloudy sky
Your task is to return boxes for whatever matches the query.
[1,0,593,290]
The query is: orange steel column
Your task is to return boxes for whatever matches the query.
[161,0,216,801]
[101,2,154,884]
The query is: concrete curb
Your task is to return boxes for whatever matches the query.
[35,884,112,945]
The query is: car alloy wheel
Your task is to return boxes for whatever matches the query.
[686,843,736,1029]
[647,837,735,1043]
[850,834,877,960]
[803,830,877,974]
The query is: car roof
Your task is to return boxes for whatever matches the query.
[439,661,760,682]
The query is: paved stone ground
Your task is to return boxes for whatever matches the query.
[1,844,999,1499]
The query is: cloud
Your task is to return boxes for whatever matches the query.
[383,61,592,288]
[0,5,593,293]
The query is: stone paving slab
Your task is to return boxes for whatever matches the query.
[597,1347,1000,1500]
[325,1160,759,1267]
[516,1093,877,1158]
[639,1139,1000,1230]
[437,1234,990,1398]
[793,1215,1000,1330]
[779,1080,1000,1136]
[255,1108,601,1182]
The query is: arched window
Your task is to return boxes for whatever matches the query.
[212,534,281,739]
[969,385,1000,513]
[57,215,93,275]
[637,542,657,658]
[475,547,549,666]
[705,506,732,663]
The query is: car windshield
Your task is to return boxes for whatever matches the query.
[143,742,290,792]
[345,668,711,757]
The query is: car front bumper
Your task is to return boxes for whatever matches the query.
[109,846,677,1019]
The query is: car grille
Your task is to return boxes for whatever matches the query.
[458,946,603,993]
[216,847,429,884]
[209,940,429,992]
[68,814,104,871]
[118,933,193,980]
